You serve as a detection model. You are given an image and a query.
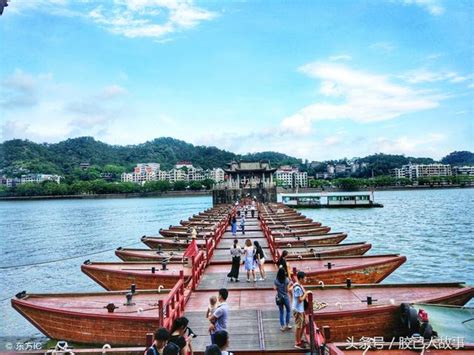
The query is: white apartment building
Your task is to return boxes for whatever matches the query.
[134,163,160,174]
[175,161,193,170]
[275,166,308,188]
[453,166,474,176]
[168,168,187,183]
[121,171,156,184]
[20,174,61,184]
[392,164,452,180]
[210,168,225,182]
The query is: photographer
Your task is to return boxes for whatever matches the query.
[169,317,194,355]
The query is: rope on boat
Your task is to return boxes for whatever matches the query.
[0,241,142,270]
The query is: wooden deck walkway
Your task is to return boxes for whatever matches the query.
[186,215,303,353]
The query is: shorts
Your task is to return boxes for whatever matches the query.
[293,310,306,329]
[258,258,265,265]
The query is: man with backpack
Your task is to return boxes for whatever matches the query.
[146,328,181,355]
[292,271,312,349]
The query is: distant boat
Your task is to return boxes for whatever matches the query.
[279,191,383,208]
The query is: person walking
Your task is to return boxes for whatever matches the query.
[292,271,312,349]
[278,250,291,278]
[227,239,242,282]
[240,215,246,235]
[250,205,256,218]
[208,288,229,345]
[274,268,292,331]
[243,239,256,282]
[231,216,237,236]
[253,240,266,281]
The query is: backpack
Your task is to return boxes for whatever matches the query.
[294,284,309,311]
[163,342,181,355]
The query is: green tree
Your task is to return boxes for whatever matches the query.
[173,181,187,191]
[189,181,203,190]
[333,178,361,191]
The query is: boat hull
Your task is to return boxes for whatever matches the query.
[275,233,348,246]
[81,264,189,290]
[12,301,159,345]
[315,287,473,342]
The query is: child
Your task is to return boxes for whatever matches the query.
[206,295,218,320]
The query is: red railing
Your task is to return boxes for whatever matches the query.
[157,270,186,329]
[190,250,207,290]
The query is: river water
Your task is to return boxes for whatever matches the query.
[0,189,472,346]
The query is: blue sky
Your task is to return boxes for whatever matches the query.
[0,0,472,161]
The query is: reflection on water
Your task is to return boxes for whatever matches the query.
[0,189,472,342]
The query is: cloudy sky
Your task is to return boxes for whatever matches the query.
[1,0,472,160]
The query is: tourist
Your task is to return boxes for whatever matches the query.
[227,239,242,282]
[240,215,246,235]
[292,271,312,349]
[274,268,292,331]
[191,227,197,240]
[243,239,256,282]
[278,250,291,278]
[250,204,256,218]
[146,327,170,355]
[244,205,248,217]
[204,330,232,355]
[231,216,237,236]
[253,240,266,281]
[206,295,217,319]
[169,317,193,355]
[208,288,229,344]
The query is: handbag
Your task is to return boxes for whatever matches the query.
[275,294,284,306]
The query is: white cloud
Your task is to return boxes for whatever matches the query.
[375,133,446,156]
[87,1,217,39]
[329,54,352,62]
[8,0,217,40]
[280,62,442,134]
[1,70,130,142]
[99,85,128,100]
[399,68,471,84]
[398,0,445,16]
[0,69,52,109]
[370,42,395,53]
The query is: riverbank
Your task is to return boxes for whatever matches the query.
[0,190,211,201]
[279,184,474,193]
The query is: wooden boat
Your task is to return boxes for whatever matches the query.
[279,242,372,258]
[267,221,322,230]
[290,254,407,284]
[271,226,332,237]
[303,283,474,342]
[115,247,186,262]
[12,282,186,345]
[81,260,192,290]
[159,228,215,238]
[141,236,206,250]
[274,233,348,246]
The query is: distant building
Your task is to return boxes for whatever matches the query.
[0,176,20,187]
[209,168,225,182]
[79,163,90,170]
[275,166,308,188]
[392,164,452,180]
[20,174,61,184]
[326,165,335,174]
[453,166,474,176]
[314,172,332,180]
[134,163,160,175]
[175,161,193,170]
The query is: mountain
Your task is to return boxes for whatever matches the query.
[441,151,474,166]
[0,137,302,177]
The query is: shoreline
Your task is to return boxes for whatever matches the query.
[0,190,211,201]
[280,184,474,193]
[0,184,472,201]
